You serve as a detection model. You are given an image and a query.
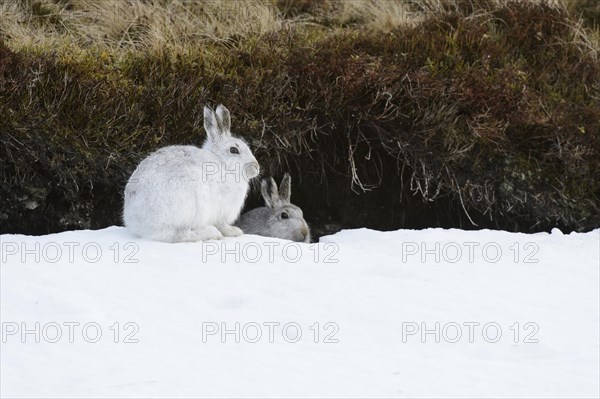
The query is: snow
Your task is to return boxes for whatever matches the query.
[1,226,598,398]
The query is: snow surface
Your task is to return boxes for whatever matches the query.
[1,226,598,398]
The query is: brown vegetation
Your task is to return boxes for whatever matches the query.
[1,0,599,236]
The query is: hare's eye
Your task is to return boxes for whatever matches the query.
[281,212,289,219]
[230,147,239,154]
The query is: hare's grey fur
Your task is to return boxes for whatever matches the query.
[123,105,260,242]
[237,174,310,243]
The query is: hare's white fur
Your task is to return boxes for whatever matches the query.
[123,105,259,242]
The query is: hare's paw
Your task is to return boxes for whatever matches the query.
[216,224,244,237]
[196,225,224,241]
[178,225,223,242]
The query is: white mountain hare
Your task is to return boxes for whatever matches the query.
[123,105,260,242]
[237,173,311,243]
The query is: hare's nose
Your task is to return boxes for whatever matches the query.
[301,225,308,238]
[246,161,260,178]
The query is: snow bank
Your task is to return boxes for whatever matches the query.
[1,227,598,398]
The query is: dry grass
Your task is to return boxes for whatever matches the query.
[2,1,596,54]
[0,0,283,51]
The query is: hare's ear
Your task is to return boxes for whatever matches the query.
[261,177,280,209]
[279,173,291,203]
[204,106,220,142]
[215,104,231,137]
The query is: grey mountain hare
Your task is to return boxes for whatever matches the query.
[123,105,260,242]
[237,174,311,243]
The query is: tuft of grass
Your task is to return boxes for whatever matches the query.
[1,0,599,236]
